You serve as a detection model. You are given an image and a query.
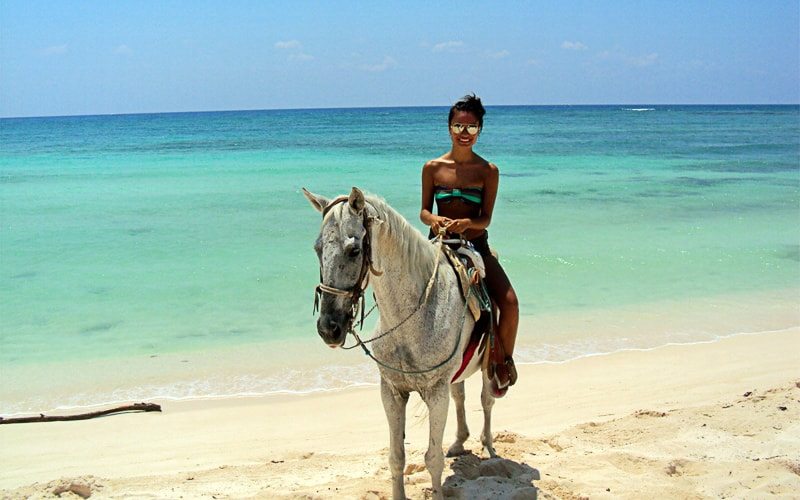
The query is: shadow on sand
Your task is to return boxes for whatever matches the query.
[442,451,540,499]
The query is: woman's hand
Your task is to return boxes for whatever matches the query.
[445,218,472,234]
[430,216,452,235]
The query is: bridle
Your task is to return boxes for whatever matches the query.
[313,197,382,330]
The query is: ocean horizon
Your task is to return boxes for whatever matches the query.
[2,104,798,415]
[4,102,799,120]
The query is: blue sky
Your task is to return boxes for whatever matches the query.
[2,1,798,117]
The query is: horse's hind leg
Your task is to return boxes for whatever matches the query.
[480,374,497,457]
[380,378,409,500]
[447,381,470,457]
[421,380,450,500]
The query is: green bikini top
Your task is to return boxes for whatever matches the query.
[434,186,483,206]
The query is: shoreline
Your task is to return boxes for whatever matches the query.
[2,327,798,497]
[2,287,798,417]
[3,324,797,420]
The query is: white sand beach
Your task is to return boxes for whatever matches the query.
[2,328,798,499]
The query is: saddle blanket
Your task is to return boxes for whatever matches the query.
[451,328,486,384]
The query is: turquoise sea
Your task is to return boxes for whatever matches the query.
[1,105,798,415]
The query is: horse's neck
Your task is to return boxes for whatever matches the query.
[368,205,440,317]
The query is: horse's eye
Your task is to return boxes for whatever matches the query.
[348,247,361,258]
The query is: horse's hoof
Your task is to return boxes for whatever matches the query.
[446,445,469,457]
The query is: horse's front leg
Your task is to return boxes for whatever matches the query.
[421,379,450,500]
[380,378,409,500]
[447,381,469,457]
[480,373,497,458]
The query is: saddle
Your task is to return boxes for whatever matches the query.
[440,241,487,322]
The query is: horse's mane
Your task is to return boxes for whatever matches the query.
[364,194,439,285]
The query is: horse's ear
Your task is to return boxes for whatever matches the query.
[302,188,330,214]
[348,187,365,213]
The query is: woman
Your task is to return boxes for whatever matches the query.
[420,94,519,396]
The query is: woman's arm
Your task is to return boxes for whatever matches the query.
[420,161,451,234]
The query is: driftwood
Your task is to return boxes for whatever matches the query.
[0,402,161,424]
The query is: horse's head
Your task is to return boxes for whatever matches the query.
[304,187,378,347]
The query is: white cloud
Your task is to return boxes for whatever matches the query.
[361,56,397,72]
[627,52,658,67]
[114,44,133,55]
[433,40,464,52]
[275,40,313,61]
[596,49,659,68]
[485,49,510,59]
[40,44,68,56]
[526,58,540,66]
[275,40,302,50]
[289,52,314,61]
[561,41,588,51]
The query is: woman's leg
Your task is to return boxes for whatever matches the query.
[482,253,519,375]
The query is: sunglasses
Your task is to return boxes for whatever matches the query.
[450,123,481,135]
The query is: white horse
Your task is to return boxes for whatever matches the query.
[304,187,499,500]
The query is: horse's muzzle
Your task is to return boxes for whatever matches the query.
[317,316,348,347]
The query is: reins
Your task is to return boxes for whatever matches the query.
[343,233,443,348]
[353,273,476,375]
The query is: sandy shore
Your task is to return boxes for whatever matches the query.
[2,328,798,499]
